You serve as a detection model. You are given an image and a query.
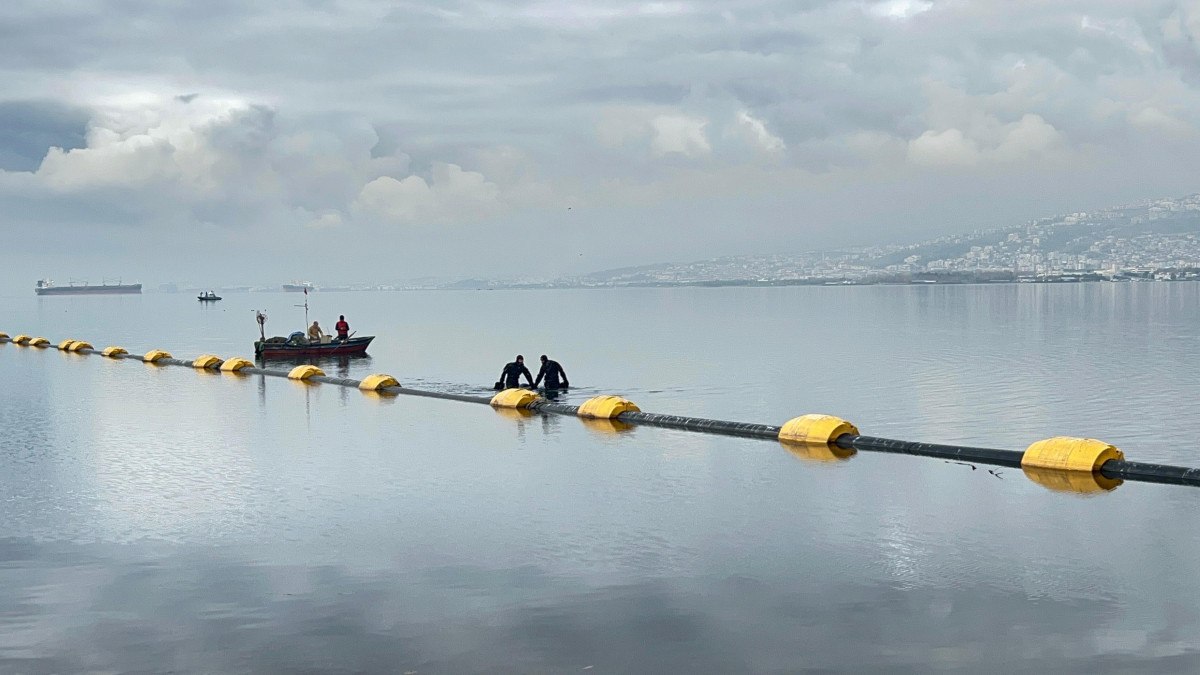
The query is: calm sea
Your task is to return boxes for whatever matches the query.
[2,283,1199,672]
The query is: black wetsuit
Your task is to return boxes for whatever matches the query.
[499,361,533,388]
[534,360,569,389]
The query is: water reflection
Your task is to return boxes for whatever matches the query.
[257,354,370,378]
[0,540,1183,673]
[6,285,1200,670]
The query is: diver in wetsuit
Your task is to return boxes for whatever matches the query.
[497,355,534,389]
[533,354,569,390]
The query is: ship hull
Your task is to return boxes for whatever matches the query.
[35,284,142,296]
[254,336,374,359]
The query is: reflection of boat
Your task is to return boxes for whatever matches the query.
[197,291,222,302]
[35,278,141,295]
[255,335,374,358]
[282,281,313,292]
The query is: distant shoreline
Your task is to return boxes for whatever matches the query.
[419,276,1200,291]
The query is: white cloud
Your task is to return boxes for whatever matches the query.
[908,114,1063,167]
[35,94,256,192]
[868,0,932,20]
[907,128,980,167]
[354,162,502,225]
[991,114,1063,162]
[649,113,711,157]
[6,1,1200,281]
[731,110,786,155]
[596,106,712,158]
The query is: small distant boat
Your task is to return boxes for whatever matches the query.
[255,335,374,358]
[35,278,141,296]
[197,291,222,302]
[282,281,313,292]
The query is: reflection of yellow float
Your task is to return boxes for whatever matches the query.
[493,407,535,422]
[781,441,855,463]
[580,417,634,435]
[1022,466,1123,494]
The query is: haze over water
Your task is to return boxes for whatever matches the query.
[3,283,1200,672]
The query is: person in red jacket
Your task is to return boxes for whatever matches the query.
[334,315,350,341]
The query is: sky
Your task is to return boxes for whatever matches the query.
[4,0,1200,287]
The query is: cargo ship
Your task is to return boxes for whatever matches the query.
[35,279,142,296]
[282,281,314,292]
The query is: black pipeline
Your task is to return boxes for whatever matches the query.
[4,334,1200,493]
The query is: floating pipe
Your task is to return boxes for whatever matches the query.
[3,333,1199,491]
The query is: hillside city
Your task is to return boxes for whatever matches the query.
[158,193,1200,293]
[545,193,1200,288]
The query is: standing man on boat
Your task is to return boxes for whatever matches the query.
[334,315,350,341]
[533,354,570,390]
[308,321,324,342]
[497,355,535,389]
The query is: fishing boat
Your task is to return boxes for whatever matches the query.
[254,334,375,358]
[251,293,373,359]
[197,291,222,302]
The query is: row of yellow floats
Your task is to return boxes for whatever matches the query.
[487,385,1123,493]
[1,330,1126,494]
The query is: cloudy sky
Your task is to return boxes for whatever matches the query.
[3,0,1200,286]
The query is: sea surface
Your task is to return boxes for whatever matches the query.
[2,283,1200,673]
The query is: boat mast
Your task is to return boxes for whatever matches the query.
[295,287,309,329]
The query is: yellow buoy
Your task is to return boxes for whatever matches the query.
[67,341,92,352]
[359,374,400,391]
[143,349,173,363]
[577,395,640,419]
[219,357,255,372]
[101,346,128,357]
[192,354,222,369]
[490,388,540,408]
[1021,437,1123,472]
[778,414,858,447]
[287,364,325,380]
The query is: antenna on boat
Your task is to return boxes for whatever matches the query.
[294,287,309,329]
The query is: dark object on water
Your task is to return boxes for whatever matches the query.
[254,335,374,358]
[197,291,222,301]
